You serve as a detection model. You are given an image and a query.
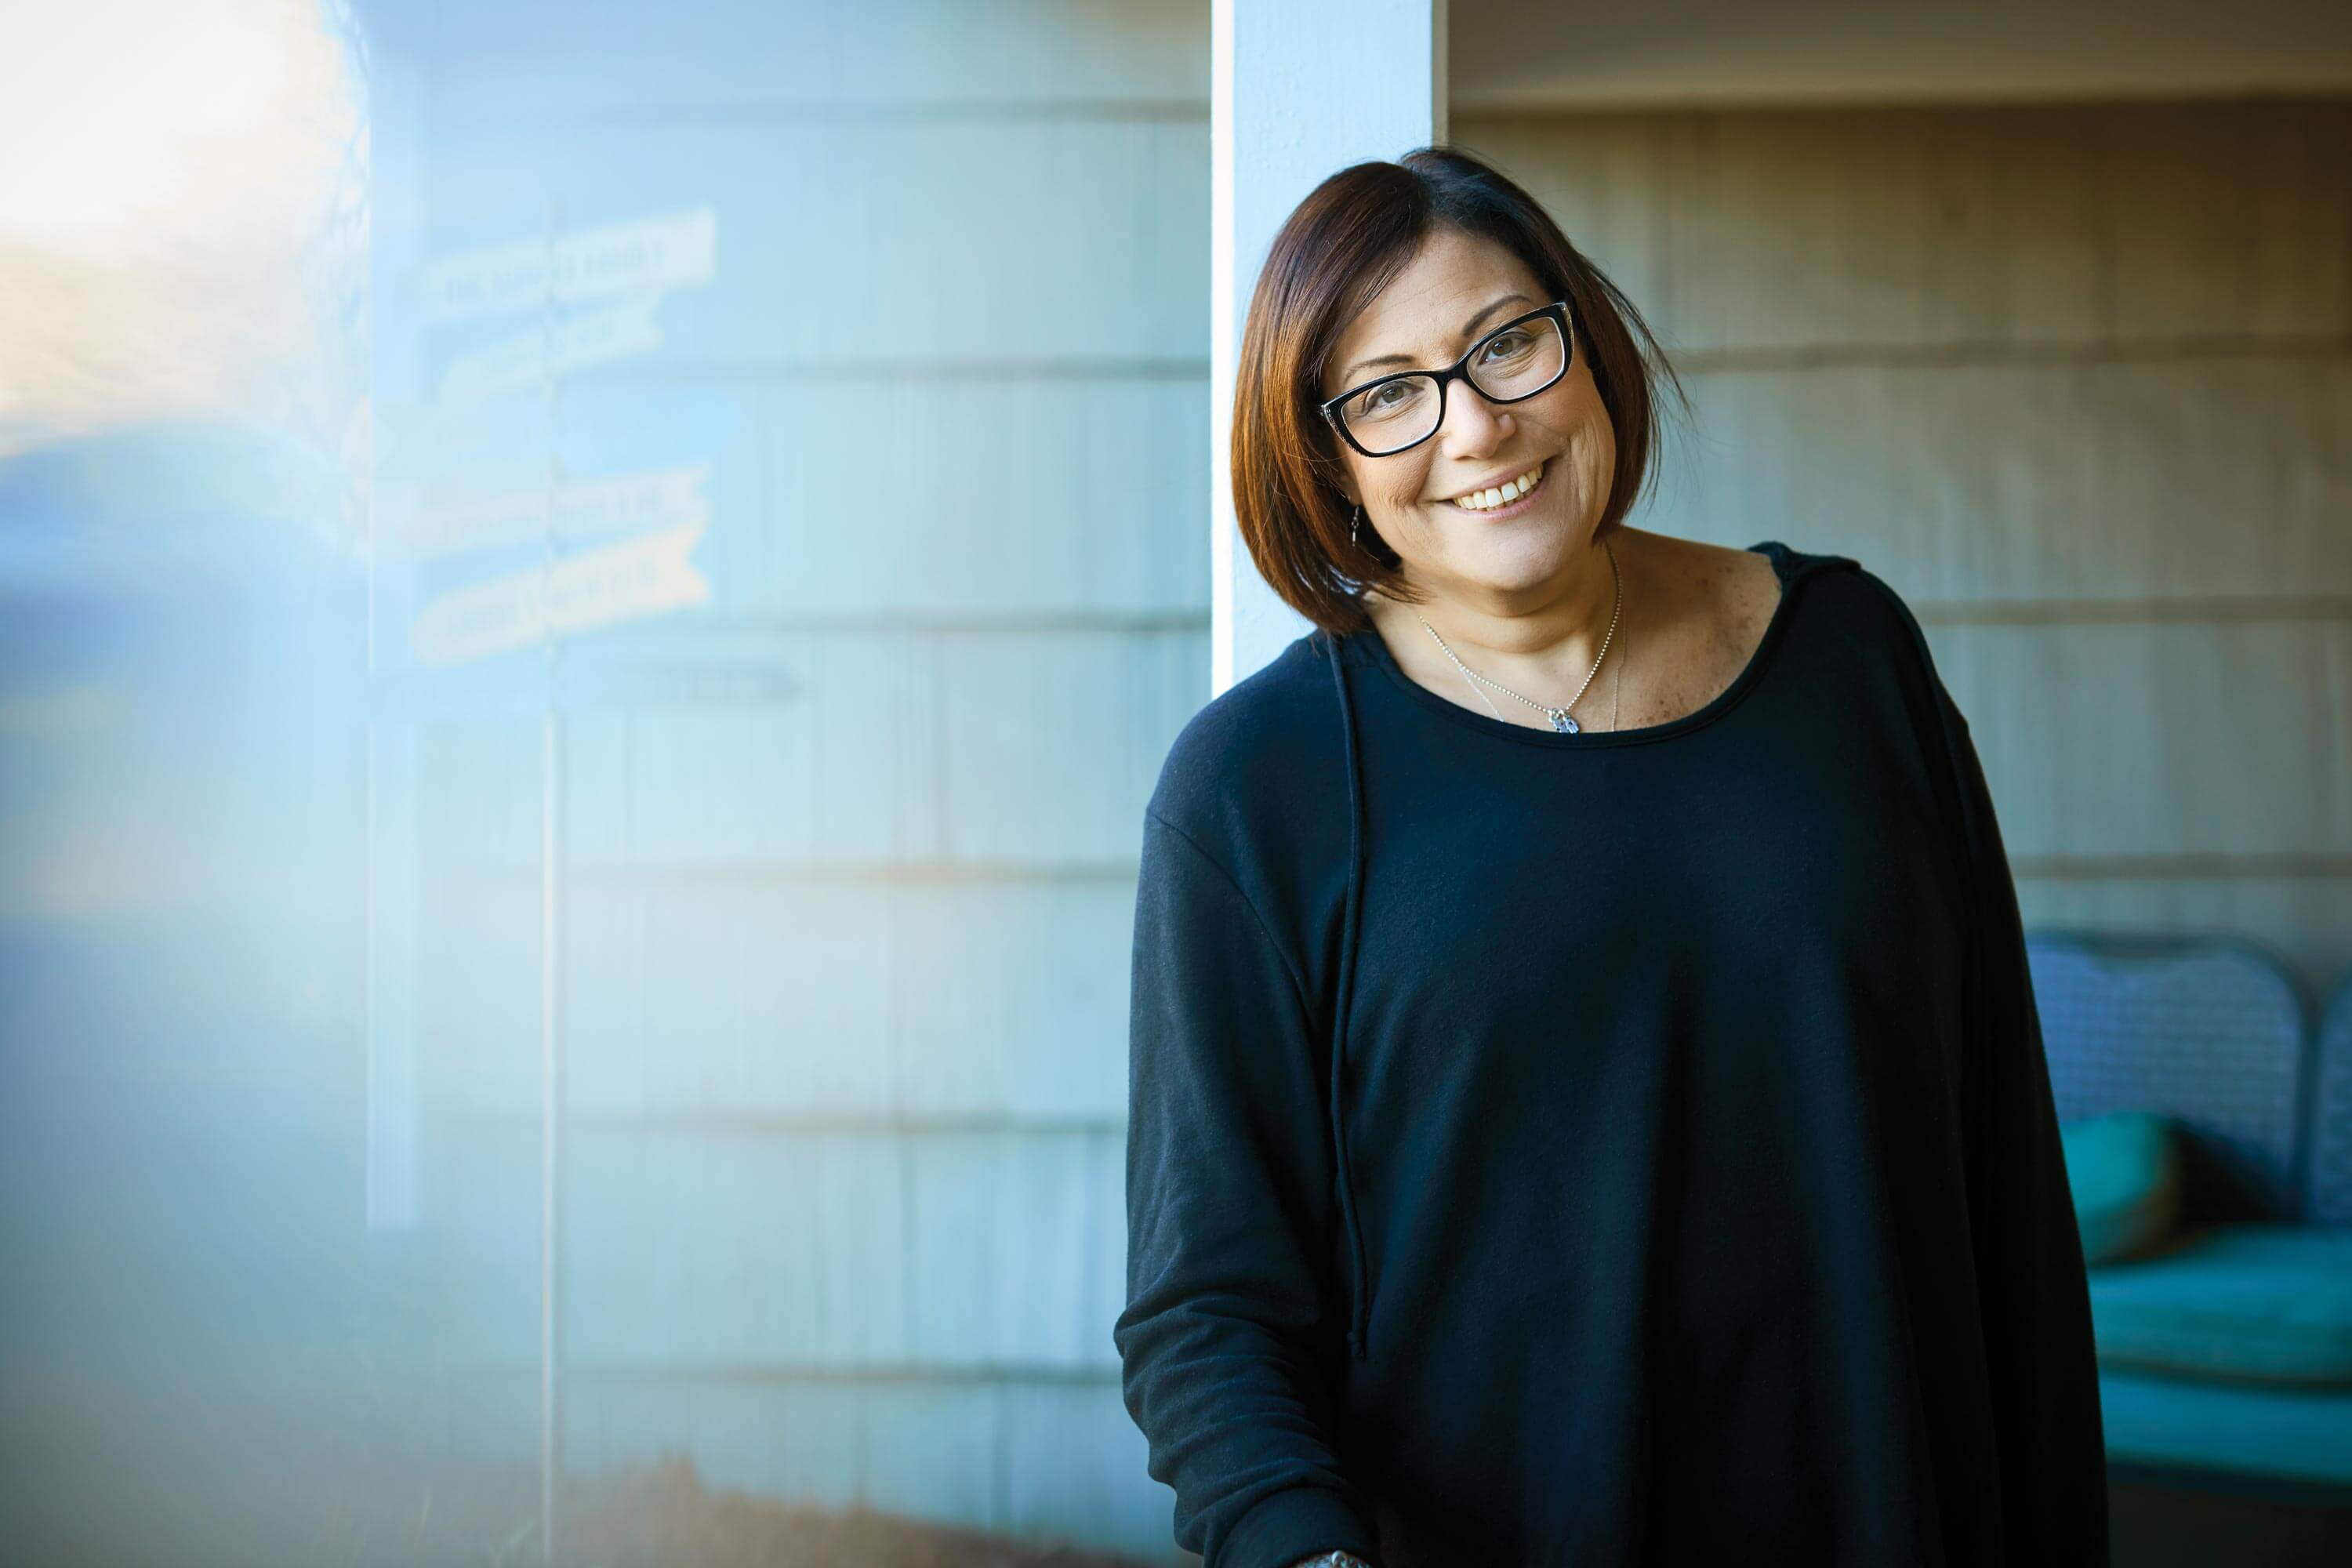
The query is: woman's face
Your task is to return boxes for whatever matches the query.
[1320,227,1616,605]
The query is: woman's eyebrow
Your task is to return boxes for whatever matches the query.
[1339,292,1535,385]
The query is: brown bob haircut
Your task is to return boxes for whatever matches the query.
[1232,144,1691,637]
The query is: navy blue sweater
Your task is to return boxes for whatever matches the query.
[1113,542,2107,1566]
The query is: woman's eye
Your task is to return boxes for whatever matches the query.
[1482,330,1530,360]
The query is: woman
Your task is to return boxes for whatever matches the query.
[1112,147,2107,1567]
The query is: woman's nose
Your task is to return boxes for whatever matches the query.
[1438,383,1512,451]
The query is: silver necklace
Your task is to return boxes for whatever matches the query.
[1414,538,1621,734]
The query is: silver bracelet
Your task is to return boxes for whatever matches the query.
[1288,1553,1375,1568]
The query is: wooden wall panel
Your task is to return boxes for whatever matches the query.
[1460,100,2352,994]
[1465,101,2352,352]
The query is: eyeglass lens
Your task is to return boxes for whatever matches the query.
[1338,314,1567,455]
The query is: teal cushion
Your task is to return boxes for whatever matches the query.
[2098,1364,2352,1485]
[2088,1224,2352,1387]
[2059,1111,2182,1265]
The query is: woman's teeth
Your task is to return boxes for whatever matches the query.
[1448,460,1545,511]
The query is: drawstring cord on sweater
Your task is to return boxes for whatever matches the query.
[1324,632,1373,1361]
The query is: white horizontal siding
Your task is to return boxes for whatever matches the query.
[432,1123,1124,1370]
[422,0,1207,121]
[391,9,1208,1553]
[410,630,1204,871]
[416,117,1208,368]
[756,377,1210,619]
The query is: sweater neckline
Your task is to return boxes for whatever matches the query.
[1345,539,1806,750]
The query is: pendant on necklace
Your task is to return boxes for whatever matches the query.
[1549,710,1579,734]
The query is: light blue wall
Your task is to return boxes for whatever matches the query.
[366,1,1211,1557]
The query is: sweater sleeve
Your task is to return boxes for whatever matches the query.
[1113,808,1385,1568]
[1935,684,2111,1565]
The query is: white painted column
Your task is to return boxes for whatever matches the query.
[1210,0,1447,694]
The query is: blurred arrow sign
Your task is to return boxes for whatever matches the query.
[419,208,716,323]
[438,294,664,402]
[386,463,710,561]
[411,521,710,666]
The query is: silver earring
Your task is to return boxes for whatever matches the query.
[1352,503,1363,547]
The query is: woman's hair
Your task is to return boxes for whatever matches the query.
[1231,144,1693,637]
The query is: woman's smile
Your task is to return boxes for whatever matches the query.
[1439,455,1549,520]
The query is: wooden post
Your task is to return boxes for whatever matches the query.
[1210,0,1447,693]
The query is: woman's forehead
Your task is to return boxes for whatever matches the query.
[1328,234,1544,378]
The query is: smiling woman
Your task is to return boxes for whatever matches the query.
[1116,143,2109,1568]
[1223,154,1758,746]
[1229,150,1690,640]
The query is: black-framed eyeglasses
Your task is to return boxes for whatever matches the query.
[1318,300,1576,458]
